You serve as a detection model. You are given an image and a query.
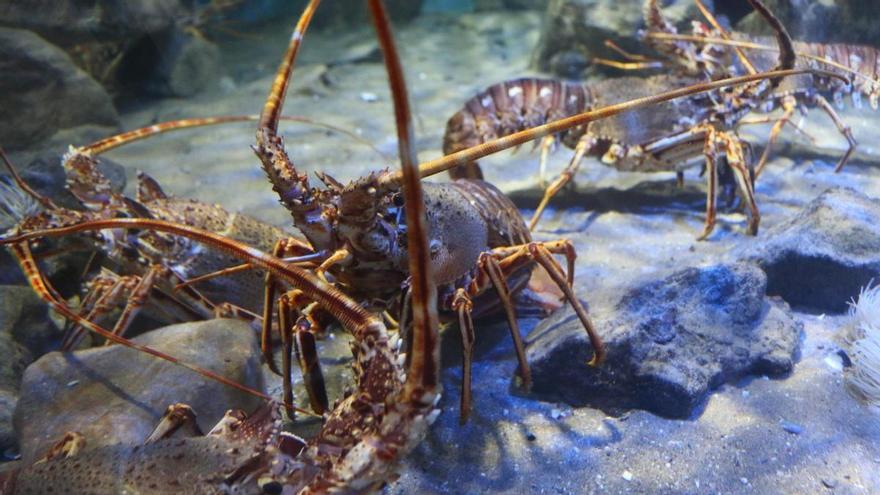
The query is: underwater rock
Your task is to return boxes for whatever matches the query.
[0,28,119,150]
[132,28,224,98]
[531,0,711,77]
[524,263,801,418]
[746,187,880,313]
[0,286,61,455]
[0,0,187,46]
[735,0,880,46]
[14,319,264,465]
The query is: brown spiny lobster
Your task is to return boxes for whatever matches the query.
[443,0,804,239]
[0,115,373,351]
[638,0,874,175]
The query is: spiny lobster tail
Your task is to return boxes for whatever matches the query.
[368,0,440,403]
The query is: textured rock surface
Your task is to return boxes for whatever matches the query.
[0,286,60,458]
[14,319,264,464]
[0,0,187,45]
[136,29,224,97]
[0,28,118,150]
[745,187,880,313]
[524,263,801,418]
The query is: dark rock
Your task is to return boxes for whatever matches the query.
[0,28,119,150]
[745,187,880,313]
[124,28,224,97]
[14,319,264,464]
[0,0,188,45]
[0,391,16,456]
[0,286,60,455]
[525,263,801,418]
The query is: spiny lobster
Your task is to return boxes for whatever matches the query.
[0,114,382,351]
[443,0,802,239]
[639,0,874,175]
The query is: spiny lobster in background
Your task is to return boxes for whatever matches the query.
[638,0,874,175]
[443,0,802,239]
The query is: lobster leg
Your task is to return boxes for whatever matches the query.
[292,316,328,414]
[62,271,139,350]
[812,93,858,172]
[755,95,797,177]
[479,252,532,389]
[261,237,316,374]
[34,432,86,464]
[144,403,203,444]
[698,126,720,240]
[537,134,556,189]
[492,240,603,365]
[279,289,329,415]
[718,131,761,235]
[529,133,596,231]
[452,288,476,424]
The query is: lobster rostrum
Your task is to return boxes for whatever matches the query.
[444,0,800,239]
[640,0,872,175]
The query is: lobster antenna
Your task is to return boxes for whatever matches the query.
[694,0,757,75]
[0,218,382,343]
[368,0,440,401]
[259,0,322,133]
[747,0,794,86]
[379,68,845,183]
[644,32,878,86]
[0,146,59,210]
[80,115,389,161]
[6,241,315,416]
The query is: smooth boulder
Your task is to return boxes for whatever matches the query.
[14,319,264,464]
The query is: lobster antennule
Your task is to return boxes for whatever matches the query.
[368,0,440,403]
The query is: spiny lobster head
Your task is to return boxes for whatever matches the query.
[333,168,409,268]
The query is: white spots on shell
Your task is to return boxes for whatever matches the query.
[507,85,523,98]
[481,95,493,108]
[539,86,553,98]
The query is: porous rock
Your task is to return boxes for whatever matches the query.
[14,319,264,464]
[0,28,118,150]
[745,187,880,313]
[524,263,801,418]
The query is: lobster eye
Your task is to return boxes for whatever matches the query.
[392,193,404,207]
[260,481,283,494]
